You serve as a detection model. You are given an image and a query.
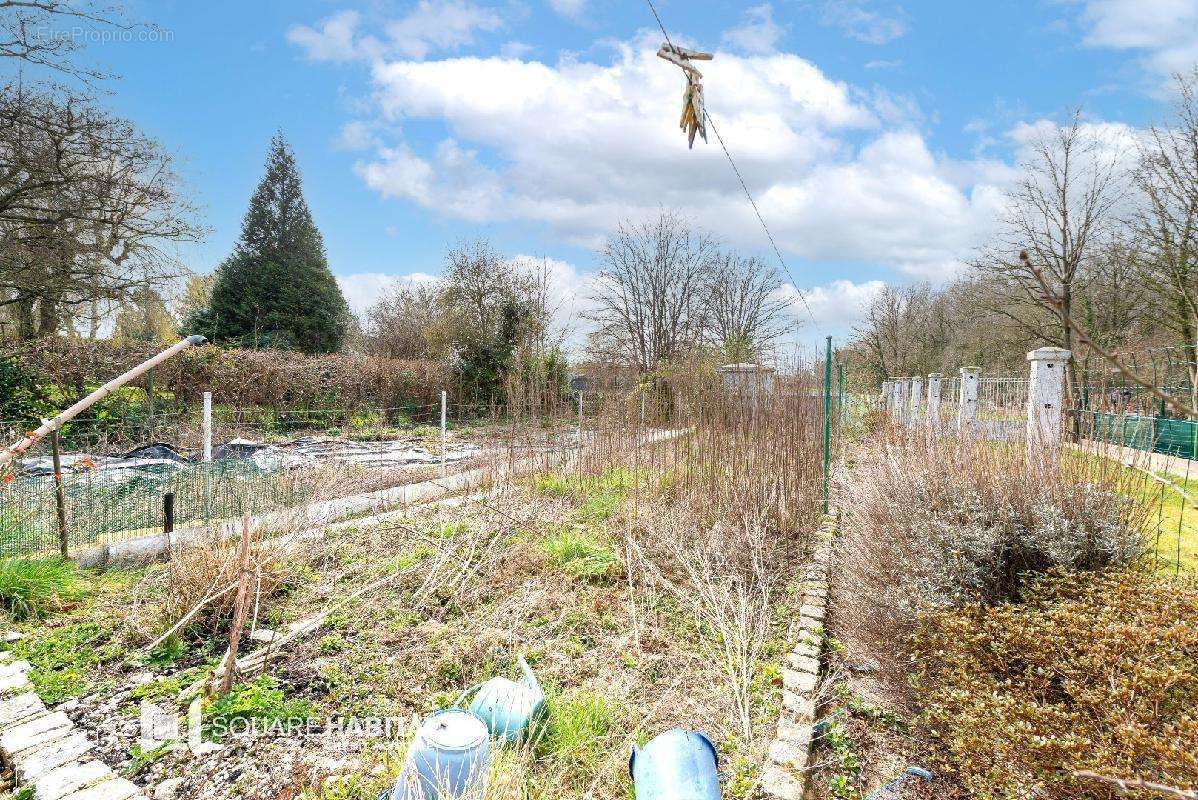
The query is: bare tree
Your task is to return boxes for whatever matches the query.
[851,283,954,382]
[587,211,717,371]
[705,252,791,361]
[362,280,440,359]
[0,0,135,82]
[983,111,1126,398]
[1132,69,1198,413]
[0,83,204,338]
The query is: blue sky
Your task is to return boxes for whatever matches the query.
[11,0,1198,349]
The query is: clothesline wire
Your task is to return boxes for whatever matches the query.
[643,0,817,326]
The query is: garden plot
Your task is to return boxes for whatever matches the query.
[0,468,815,800]
[0,427,505,558]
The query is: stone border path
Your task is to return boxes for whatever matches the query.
[0,651,148,800]
[760,513,834,799]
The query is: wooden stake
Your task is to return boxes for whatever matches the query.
[51,430,69,559]
[219,516,254,696]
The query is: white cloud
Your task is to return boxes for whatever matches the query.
[723,4,786,56]
[337,271,438,315]
[821,1,908,45]
[288,1,502,62]
[342,37,1013,278]
[781,279,887,327]
[287,10,364,62]
[1076,0,1198,82]
[500,41,534,59]
[335,120,378,151]
[547,0,587,21]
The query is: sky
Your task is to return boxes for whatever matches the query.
[9,0,1198,352]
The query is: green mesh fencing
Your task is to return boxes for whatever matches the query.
[1083,411,1198,460]
[0,460,322,558]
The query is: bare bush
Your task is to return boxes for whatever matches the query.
[836,430,1150,678]
[629,506,791,743]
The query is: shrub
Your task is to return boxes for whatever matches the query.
[836,432,1149,671]
[12,338,449,415]
[0,558,82,620]
[0,354,48,425]
[910,571,1198,799]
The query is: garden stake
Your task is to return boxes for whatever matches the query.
[51,429,69,559]
[219,515,254,696]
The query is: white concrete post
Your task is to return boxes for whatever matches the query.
[881,380,891,411]
[440,390,447,476]
[897,378,909,424]
[957,367,979,433]
[926,373,942,430]
[908,377,923,425]
[1026,347,1070,462]
[202,391,213,462]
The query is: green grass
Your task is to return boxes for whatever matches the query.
[1139,471,1198,571]
[541,529,618,580]
[0,558,82,620]
[536,688,615,770]
[534,468,635,522]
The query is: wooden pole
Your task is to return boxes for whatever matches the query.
[219,516,254,696]
[50,431,69,559]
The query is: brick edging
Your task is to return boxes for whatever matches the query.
[760,513,834,799]
[0,652,148,800]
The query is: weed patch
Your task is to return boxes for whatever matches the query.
[204,676,313,739]
[11,622,108,703]
[541,529,618,580]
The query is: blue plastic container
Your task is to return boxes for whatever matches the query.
[629,729,721,800]
[391,709,490,800]
[455,656,545,744]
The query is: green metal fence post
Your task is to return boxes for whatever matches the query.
[823,336,832,515]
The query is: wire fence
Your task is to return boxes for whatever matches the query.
[0,386,679,559]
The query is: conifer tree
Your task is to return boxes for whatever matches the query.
[194,134,348,352]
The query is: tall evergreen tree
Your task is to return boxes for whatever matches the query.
[194,133,349,352]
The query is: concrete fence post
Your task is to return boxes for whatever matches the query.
[1026,347,1070,463]
[894,379,906,424]
[908,376,923,425]
[202,391,213,462]
[958,367,979,433]
[926,373,942,430]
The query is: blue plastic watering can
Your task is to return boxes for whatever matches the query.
[864,766,932,799]
[629,729,721,800]
[454,655,545,744]
[390,709,490,800]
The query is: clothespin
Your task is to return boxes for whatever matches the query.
[656,42,712,149]
[656,43,712,77]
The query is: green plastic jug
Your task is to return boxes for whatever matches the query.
[454,655,545,744]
